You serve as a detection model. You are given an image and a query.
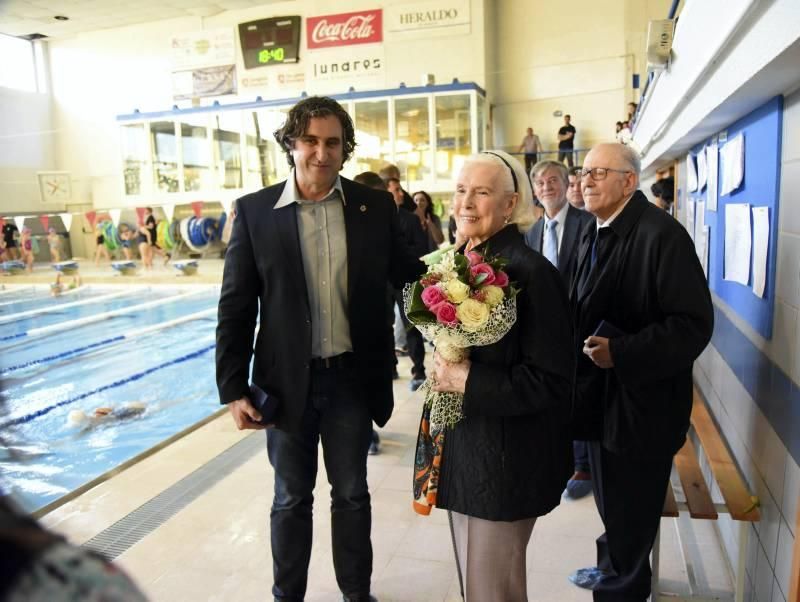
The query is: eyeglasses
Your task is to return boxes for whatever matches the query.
[532,176,561,188]
[580,167,631,181]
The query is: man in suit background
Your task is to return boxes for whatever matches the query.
[524,160,594,499]
[569,143,713,600]
[216,96,422,602]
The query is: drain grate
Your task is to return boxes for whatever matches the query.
[81,432,263,561]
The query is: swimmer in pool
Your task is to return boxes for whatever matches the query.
[67,402,146,429]
[50,272,82,296]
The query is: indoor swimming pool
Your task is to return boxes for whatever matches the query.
[0,284,223,513]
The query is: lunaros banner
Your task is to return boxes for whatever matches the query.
[306,9,382,50]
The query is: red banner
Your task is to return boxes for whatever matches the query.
[191,201,204,218]
[135,207,146,225]
[85,211,97,229]
[307,9,382,49]
[39,215,49,231]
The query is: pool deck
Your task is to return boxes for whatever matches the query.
[1,257,226,286]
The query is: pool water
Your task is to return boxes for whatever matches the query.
[0,285,223,512]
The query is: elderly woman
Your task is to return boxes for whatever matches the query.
[431,150,574,601]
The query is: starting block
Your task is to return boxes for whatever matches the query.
[111,261,138,276]
[173,260,199,276]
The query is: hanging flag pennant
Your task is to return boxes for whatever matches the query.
[135,206,146,225]
[39,214,50,231]
[162,203,175,222]
[0,217,5,230]
[85,211,97,229]
[59,213,73,231]
[13,216,26,231]
[220,198,233,215]
[191,201,204,218]
[109,209,122,227]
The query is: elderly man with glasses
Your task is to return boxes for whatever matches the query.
[568,143,713,602]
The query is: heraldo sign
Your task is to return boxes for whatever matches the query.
[387,0,470,35]
[307,9,383,50]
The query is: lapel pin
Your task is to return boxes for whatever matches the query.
[359,205,367,212]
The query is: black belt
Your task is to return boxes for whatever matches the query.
[310,352,355,370]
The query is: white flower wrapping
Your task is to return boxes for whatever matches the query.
[402,282,518,430]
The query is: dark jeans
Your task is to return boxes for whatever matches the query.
[573,440,590,473]
[267,364,373,601]
[588,442,673,602]
[558,150,575,167]
[524,153,538,174]
[393,288,426,379]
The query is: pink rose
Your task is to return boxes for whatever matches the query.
[493,270,509,288]
[421,285,446,308]
[470,263,495,285]
[431,301,458,326]
[466,251,483,266]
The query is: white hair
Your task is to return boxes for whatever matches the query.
[461,150,536,231]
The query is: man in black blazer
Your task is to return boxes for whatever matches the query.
[524,160,594,499]
[569,144,713,601]
[216,96,422,602]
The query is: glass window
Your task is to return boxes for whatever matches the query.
[244,108,290,189]
[150,121,179,193]
[394,97,431,189]
[435,94,471,180]
[0,34,36,92]
[213,113,242,189]
[121,124,147,195]
[180,116,212,191]
[353,100,390,175]
[477,94,485,152]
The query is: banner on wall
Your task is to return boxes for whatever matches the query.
[386,0,471,36]
[238,67,306,97]
[59,213,72,231]
[305,46,386,94]
[171,28,236,71]
[85,211,97,229]
[307,9,382,50]
[173,65,237,100]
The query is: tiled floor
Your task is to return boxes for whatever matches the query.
[39,356,733,602]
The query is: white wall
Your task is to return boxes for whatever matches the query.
[0,86,55,213]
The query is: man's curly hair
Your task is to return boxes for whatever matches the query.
[273,96,357,167]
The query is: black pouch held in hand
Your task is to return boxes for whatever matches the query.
[249,383,280,425]
[592,320,626,339]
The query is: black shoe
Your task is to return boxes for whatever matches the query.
[368,430,380,455]
[395,346,408,356]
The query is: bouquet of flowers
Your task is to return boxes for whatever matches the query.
[404,248,518,515]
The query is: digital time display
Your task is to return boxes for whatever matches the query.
[238,16,301,70]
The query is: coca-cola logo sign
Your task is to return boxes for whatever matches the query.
[307,9,382,49]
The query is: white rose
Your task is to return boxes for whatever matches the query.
[445,279,470,304]
[456,298,490,331]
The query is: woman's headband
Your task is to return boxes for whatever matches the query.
[482,151,518,193]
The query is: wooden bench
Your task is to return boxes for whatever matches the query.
[652,386,760,601]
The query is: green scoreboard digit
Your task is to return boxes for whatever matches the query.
[238,16,301,69]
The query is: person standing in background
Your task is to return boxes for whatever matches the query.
[558,115,577,167]
[567,167,586,210]
[518,127,543,175]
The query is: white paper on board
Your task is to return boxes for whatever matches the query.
[695,201,705,253]
[720,133,745,196]
[707,143,718,211]
[686,199,696,242]
[724,203,751,285]
[751,206,769,298]
[697,148,708,191]
[686,155,698,192]
[701,226,710,278]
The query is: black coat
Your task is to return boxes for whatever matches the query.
[436,225,574,521]
[524,203,594,287]
[216,177,424,434]
[570,191,713,456]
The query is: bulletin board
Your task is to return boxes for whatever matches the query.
[687,95,783,339]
